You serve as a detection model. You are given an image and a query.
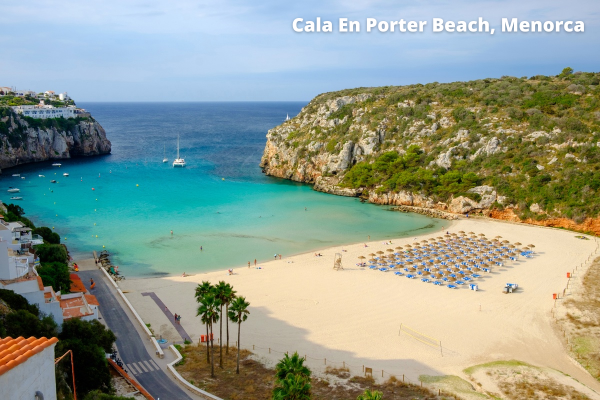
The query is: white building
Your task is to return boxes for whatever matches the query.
[11,104,77,119]
[0,336,59,400]
[0,209,98,325]
[58,92,69,101]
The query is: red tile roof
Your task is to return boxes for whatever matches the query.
[37,276,44,291]
[69,274,86,293]
[85,294,99,306]
[0,336,58,375]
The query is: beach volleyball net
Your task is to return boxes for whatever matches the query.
[399,323,443,356]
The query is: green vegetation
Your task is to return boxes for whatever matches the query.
[57,318,117,396]
[342,145,481,199]
[274,69,600,222]
[273,352,312,400]
[0,289,58,338]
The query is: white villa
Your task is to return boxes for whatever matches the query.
[11,104,77,119]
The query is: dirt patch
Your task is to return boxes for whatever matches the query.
[488,209,600,236]
[175,343,442,399]
[463,360,595,400]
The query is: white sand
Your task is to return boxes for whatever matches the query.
[119,218,600,394]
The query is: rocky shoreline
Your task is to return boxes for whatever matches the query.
[0,111,111,172]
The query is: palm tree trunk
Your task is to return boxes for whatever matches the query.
[226,303,230,355]
[236,320,241,374]
[219,304,223,368]
[210,323,215,378]
[205,321,210,363]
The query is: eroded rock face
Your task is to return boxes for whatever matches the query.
[0,114,111,171]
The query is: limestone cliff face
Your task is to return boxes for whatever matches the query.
[259,93,503,215]
[259,76,600,236]
[0,111,111,171]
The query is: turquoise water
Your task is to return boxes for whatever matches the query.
[1,103,448,277]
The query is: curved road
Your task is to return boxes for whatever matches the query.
[80,270,191,400]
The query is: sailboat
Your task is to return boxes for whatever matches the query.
[163,144,168,163]
[285,113,290,121]
[172,135,186,167]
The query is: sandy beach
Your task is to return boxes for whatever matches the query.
[118,217,600,395]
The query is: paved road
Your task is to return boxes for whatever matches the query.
[80,270,191,400]
[142,292,192,342]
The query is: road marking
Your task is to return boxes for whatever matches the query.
[131,362,144,374]
[125,364,137,375]
[137,361,149,372]
[149,359,160,370]
[143,360,155,371]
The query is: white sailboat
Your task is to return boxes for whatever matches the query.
[173,135,186,167]
[7,188,20,193]
[163,144,168,163]
[285,113,290,121]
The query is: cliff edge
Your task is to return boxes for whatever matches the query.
[0,109,111,171]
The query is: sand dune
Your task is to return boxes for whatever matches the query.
[119,218,600,395]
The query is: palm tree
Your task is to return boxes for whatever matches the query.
[272,374,311,400]
[214,280,229,368]
[357,389,383,400]
[223,283,236,355]
[273,352,311,400]
[228,296,250,374]
[274,352,311,381]
[197,293,220,377]
[195,281,213,363]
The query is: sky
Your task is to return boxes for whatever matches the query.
[1,0,598,101]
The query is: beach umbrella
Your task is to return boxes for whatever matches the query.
[479,233,485,237]
[514,242,522,246]
[376,250,384,255]
[358,256,366,260]
[468,231,475,234]
[528,244,535,248]
[444,234,450,237]
[395,246,403,250]
[502,240,509,244]
[405,244,412,248]
[508,245,515,249]
[437,236,443,239]
[495,236,502,239]
[368,253,376,257]
[386,248,394,252]
[459,231,465,233]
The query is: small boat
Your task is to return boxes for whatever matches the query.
[10,196,23,200]
[63,173,69,177]
[163,144,168,163]
[7,188,20,193]
[173,135,186,167]
[12,174,20,177]
[52,163,61,167]
[50,180,57,183]
[39,175,45,178]
[21,177,25,179]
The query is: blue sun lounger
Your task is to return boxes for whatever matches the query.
[421,278,430,283]
[455,280,465,285]
[406,274,415,279]
[447,284,457,289]
[394,271,403,276]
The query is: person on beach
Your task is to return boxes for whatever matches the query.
[200,246,203,251]
[279,254,282,260]
[274,254,277,259]
[174,313,178,321]
[248,261,251,268]
[305,207,307,211]
[228,269,233,275]
[368,235,370,240]
[177,315,181,324]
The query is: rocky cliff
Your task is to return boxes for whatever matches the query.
[0,110,111,171]
[260,71,600,233]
